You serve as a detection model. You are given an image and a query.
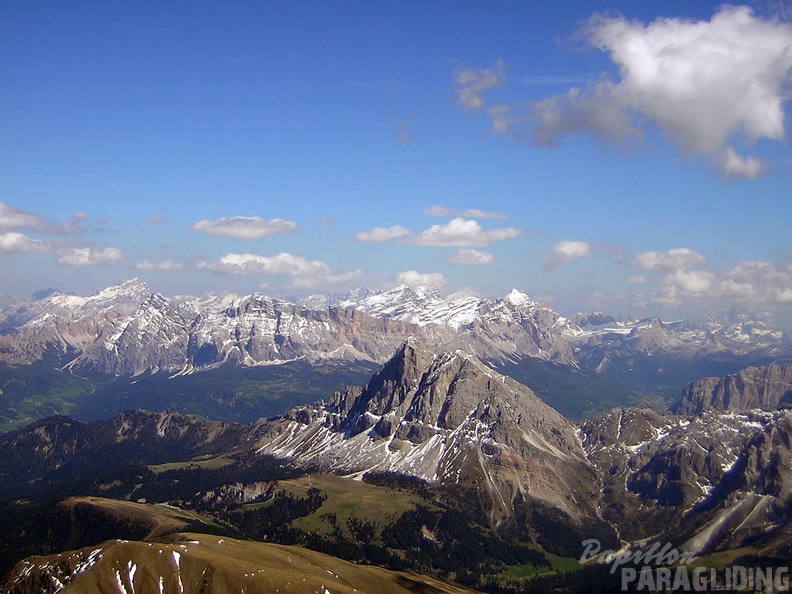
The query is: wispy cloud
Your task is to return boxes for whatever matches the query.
[135,259,183,271]
[355,225,412,242]
[424,205,455,217]
[190,216,298,239]
[0,202,84,235]
[516,74,589,86]
[718,147,767,179]
[144,214,167,223]
[394,118,415,143]
[454,59,506,110]
[425,204,507,219]
[459,208,507,220]
[450,248,495,265]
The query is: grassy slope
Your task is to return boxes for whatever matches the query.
[271,474,427,535]
[58,496,228,540]
[5,532,478,594]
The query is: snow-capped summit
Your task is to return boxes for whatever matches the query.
[503,288,535,308]
[0,279,788,377]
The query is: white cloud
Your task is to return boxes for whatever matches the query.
[190,216,298,239]
[135,259,183,271]
[0,203,49,233]
[396,270,447,289]
[144,214,166,223]
[718,147,767,178]
[484,7,792,171]
[0,232,52,253]
[633,253,792,307]
[545,240,592,268]
[0,202,83,235]
[450,248,495,265]
[668,269,715,294]
[355,225,411,242]
[627,275,647,285]
[198,252,361,288]
[634,248,707,271]
[57,247,123,266]
[407,217,521,247]
[455,60,505,110]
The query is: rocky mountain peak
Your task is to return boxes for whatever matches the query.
[503,288,535,308]
[338,339,438,433]
[259,340,599,521]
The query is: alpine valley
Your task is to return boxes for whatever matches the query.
[1,281,791,592]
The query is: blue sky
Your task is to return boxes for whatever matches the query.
[2,1,792,329]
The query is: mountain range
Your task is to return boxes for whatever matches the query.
[2,341,791,592]
[0,279,789,430]
[1,278,787,375]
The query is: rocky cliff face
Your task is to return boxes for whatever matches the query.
[579,406,792,556]
[676,362,792,414]
[256,339,601,523]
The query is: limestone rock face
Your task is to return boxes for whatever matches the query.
[1,279,787,377]
[257,340,601,523]
[579,406,792,555]
[676,362,792,414]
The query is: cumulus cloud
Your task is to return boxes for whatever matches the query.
[0,202,84,235]
[718,147,767,178]
[135,259,183,271]
[634,248,707,271]
[0,232,53,253]
[355,225,411,242]
[545,240,592,268]
[407,217,521,247]
[632,248,792,307]
[455,59,506,110]
[450,248,495,265]
[396,270,447,289]
[190,216,298,239]
[198,252,361,288]
[479,6,792,175]
[57,247,123,266]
